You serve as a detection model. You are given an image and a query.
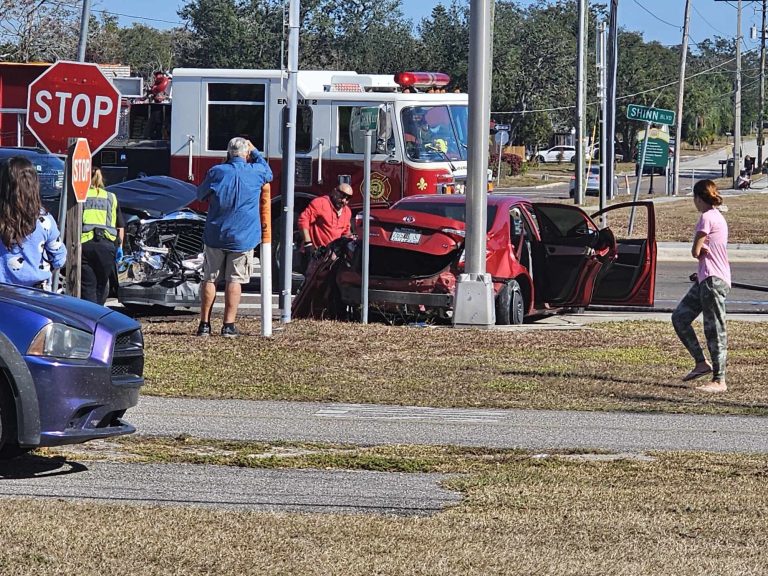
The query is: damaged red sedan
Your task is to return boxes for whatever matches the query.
[294,195,656,324]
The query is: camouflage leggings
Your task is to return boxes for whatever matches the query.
[671,276,730,381]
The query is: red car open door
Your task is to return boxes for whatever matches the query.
[529,203,615,308]
[589,201,657,307]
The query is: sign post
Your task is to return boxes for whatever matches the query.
[494,130,510,186]
[65,138,91,298]
[360,107,378,324]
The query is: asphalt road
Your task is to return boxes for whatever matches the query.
[128,397,768,454]
[0,457,459,515]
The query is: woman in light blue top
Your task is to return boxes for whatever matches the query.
[0,156,67,289]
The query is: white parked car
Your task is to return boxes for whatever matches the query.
[535,145,590,163]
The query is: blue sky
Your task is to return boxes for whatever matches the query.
[92,0,759,51]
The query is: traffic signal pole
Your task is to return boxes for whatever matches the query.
[672,0,691,197]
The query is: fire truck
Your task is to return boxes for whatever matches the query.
[97,69,472,217]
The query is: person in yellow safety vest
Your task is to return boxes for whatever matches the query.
[81,167,125,305]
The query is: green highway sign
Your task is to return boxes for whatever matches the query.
[626,104,676,126]
[360,107,379,131]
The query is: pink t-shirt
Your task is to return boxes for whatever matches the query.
[695,208,731,287]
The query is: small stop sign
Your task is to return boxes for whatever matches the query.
[26,61,120,156]
[70,138,92,203]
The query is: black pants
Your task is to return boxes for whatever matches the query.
[81,240,116,305]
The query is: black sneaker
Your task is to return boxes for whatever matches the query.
[196,322,211,337]
[221,324,239,338]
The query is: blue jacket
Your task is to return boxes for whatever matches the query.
[0,211,67,287]
[197,149,273,252]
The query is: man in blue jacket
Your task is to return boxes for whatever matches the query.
[196,136,272,337]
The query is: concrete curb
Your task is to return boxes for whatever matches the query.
[657,242,768,263]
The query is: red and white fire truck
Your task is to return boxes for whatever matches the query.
[100,69,472,216]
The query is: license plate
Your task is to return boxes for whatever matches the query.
[390,228,421,244]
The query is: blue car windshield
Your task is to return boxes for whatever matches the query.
[401,106,468,162]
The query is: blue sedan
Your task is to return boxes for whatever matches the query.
[0,284,144,458]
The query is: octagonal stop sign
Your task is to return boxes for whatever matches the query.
[70,138,92,203]
[26,61,120,156]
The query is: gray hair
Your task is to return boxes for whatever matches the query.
[227,137,250,159]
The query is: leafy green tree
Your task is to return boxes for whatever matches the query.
[417,2,470,89]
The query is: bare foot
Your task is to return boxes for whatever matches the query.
[696,380,727,393]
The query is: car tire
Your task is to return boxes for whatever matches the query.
[569,156,576,163]
[495,279,524,325]
[536,155,545,163]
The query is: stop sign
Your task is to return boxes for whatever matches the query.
[26,61,120,156]
[70,138,92,203]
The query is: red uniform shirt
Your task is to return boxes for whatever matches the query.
[297,195,351,247]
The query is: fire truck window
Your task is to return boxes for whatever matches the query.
[337,106,365,154]
[281,106,313,154]
[207,82,267,152]
[401,106,466,162]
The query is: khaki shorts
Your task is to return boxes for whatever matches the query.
[202,246,253,284]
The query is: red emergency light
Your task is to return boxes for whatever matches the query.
[394,72,451,89]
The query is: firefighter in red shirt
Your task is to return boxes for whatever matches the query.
[298,183,353,265]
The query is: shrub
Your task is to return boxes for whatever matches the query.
[489,153,525,177]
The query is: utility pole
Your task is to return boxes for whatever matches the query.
[673,0,691,197]
[76,0,92,62]
[605,0,619,211]
[575,0,586,205]
[734,0,743,189]
[597,22,608,206]
[759,0,766,168]
[280,0,300,323]
[453,0,495,327]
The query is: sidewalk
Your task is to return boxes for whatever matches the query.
[658,241,768,262]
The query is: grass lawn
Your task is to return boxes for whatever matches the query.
[3,449,768,575]
[140,318,768,416]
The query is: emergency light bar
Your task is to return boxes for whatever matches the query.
[394,72,451,90]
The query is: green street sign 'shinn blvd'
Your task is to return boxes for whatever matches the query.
[626,104,676,126]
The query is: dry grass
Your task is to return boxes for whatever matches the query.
[2,451,768,575]
[141,319,768,416]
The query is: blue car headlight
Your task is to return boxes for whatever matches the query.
[27,323,93,359]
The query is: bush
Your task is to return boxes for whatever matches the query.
[489,153,525,177]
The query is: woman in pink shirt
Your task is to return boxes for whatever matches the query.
[671,179,731,392]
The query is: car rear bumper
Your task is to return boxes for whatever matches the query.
[339,285,453,308]
[118,279,200,308]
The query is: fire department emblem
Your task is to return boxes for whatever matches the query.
[366,172,392,201]
[416,177,428,191]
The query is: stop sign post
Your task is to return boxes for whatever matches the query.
[26,61,120,156]
[61,138,92,298]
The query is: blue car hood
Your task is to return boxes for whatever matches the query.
[0,283,111,332]
[107,176,197,218]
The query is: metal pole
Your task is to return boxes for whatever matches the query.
[673,0,691,196]
[575,0,586,205]
[734,0,743,189]
[605,0,619,205]
[453,0,495,327]
[759,0,766,169]
[76,0,92,62]
[280,0,300,323]
[598,22,608,208]
[496,139,503,186]
[629,121,651,235]
[362,130,372,324]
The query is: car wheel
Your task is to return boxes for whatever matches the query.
[495,279,524,325]
[569,156,576,163]
[536,155,545,163]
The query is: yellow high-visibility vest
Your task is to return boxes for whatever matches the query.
[81,187,118,243]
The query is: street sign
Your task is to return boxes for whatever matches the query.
[70,138,92,203]
[494,124,511,131]
[636,128,670,168]
[626,104,676,126]
[360,107,379,131]
[494,131,510,146]
[26,61,121,156]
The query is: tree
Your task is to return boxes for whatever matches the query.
[0,0,79,62]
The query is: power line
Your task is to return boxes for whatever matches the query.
[632,0,681,29]
[49,0,183,27]
[692,4,730,37]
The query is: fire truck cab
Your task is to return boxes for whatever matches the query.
[169,68,469,214]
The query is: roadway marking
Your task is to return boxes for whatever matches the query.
[315,404,505,423]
